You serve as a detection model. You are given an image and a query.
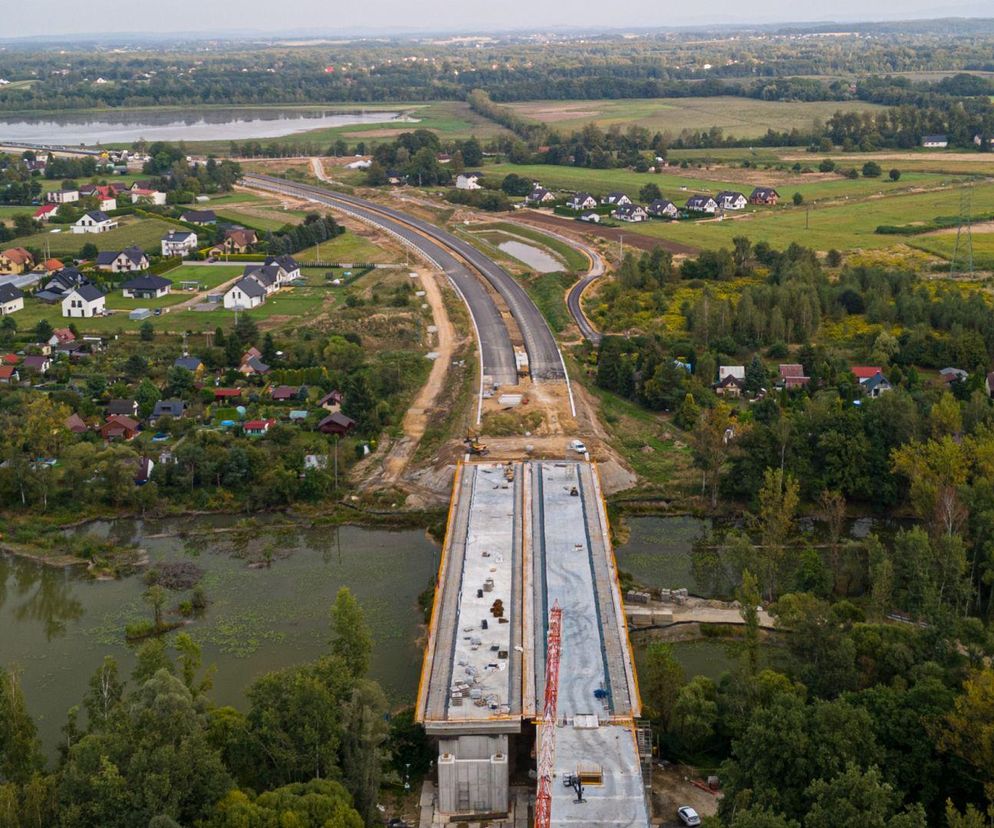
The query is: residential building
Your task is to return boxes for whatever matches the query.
[121,275,172,299]
[851,366,883,382]
[719,365,745,382]
[62,284,106,318]
[778,363,810,389]
[526,187,555,205]
[65,413,88,433]
[223,276,267,310]
[72,211,118,234]
[455,172,483,190]
[939,367,968,384]
[567,192,597,211]
[270,385,304,401]
[240,355,270,376]
[749,187,780,205]
[318,412,356,436]
[33,204,58,222]
[685,195,718,214]
[219,228,257,253]
[135,456,155,485]
[0,365,17,383]
[95,246,149,273]
[244,418,276,436]
[46,189,79,204]
[49,328,75,347]
[613,204,648,222]
[716,191,748,210]
[173,356,203,374]
[107,399,139,418]
[181,210,217,225]
[973,134,994,147]
[100,415,140,441]
[22,355,51,374]
[130,188,166,206]
[161,230,199,257]
[150,399,186,421]
[579,211,600,223]
[0,247,34,274]
[36,268,89,304]
[318,389,344,412]
[602,192,631,206]
[264,255,301,281]
[647,199,678,218]
[213,387,243,401]
[922,135,949,148]
[0,283,24,315]
[714,374,745,398]
[862,373,892,397]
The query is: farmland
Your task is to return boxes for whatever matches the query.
[506,96,888,140]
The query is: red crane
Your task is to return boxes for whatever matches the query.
[535,601,563,828]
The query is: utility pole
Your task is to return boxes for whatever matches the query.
[950,187,974,278]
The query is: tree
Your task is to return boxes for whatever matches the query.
[889,168,901,181]
[144,584,167,629]
[733,236,753,275]
[639,182,662,202]
[738,570,762,674]
[0,668,44,785]
[640,642,685,728]
[750,468,800,600]
[691,403,733,509]
[339,680,388,824]
[745,355,767,396]
[80,242,99,260]
[330,587,372,680]
[792,192,804,205]
[670,676,718,755]
[863,161,882,178]
[805,764,926,828]
[204,779,362,828]
[139,321,154,342]
[34,319,52,342]
[939,668,994,807]
[675,393,701,431]
[82,657,124,732]
[819,158,836,172]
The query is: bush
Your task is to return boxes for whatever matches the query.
[818,159,836,173]
[889,168,901,181]
[792,192,804,206]
[862,161,882,178]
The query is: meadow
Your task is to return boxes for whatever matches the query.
[14,217,183,257]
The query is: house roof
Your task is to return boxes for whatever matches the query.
[606,191,628,200]
[22,355,49,370]
[686,194,716,207]
[152,399,185,417]
[106,399,137,415]
[121,275,172,292]
[750,187,780,197]
[1,247,32,264]
[0,284,23,303]
[224,228,257,245]
[319,412,356,432]
[0,365,16,380]
[716,374,744,388]
[81,210,111,223]
[615,204,644,216]
[779,363,805,378]
[851,365,883,380]
[213,387,242,397]
[52,328,75,344]
[923,134,947,141]
[264,254,298,271]
[65,413,88,432]
[181,210,216,223]
[34,204,57,217]
[570,192,594,203]
[0,353,19,364]
[863,373,891,392]
[229,276,266,299]
[173,356,202,371]
[69,284,105,303]
[245,356,270,374]
[648,199,675,212]
[163,230,197,242]
[103,414,139,431]
[244,418,276,430]
[95,252,119,266]
[318,389,343,405]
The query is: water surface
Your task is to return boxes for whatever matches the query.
[497,240,564,273]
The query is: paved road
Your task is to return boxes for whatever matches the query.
[242,174,567,384]
[243,174,516,386]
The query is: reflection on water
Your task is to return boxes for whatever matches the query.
[497,240,564,273]
[0,108,414,144]
[1,517,437,754]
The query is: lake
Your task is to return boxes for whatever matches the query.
[0,107,415,145]
[1,517,438,753]
[497,240,565,273]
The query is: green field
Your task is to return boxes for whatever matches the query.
[909,232,994,269]
[214,208,309,233]
[484,162,963,206]
[15,217,182,257]
[507,96,888,139]
[293,233,391,264]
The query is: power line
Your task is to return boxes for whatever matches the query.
[950,187,974,278]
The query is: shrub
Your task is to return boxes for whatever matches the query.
[862,161,882,178]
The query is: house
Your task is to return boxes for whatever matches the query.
[716,191,748,210]
[107,399,139,418]
[318,412,356,436]
[579,211,600,223]
[220,228,257,253]
[526,187,555,205]
[46,189,79,204]
[100,415,140,441]
[22,355,51,374]
[778,363,810,389]
[65,413,88,433]
[0,365,18,383]
[96,246,149,273]
[243,418,276,436]
[134,456,155,485]
[150,399,186,421]
[318,389,344,412]
[714,374,745,398]
[922,135,948,149]
[62,284,106,318]
[161,230,198,257]
[37,258,64,275]
[72,211,118,234]
[386,170,406,186]
[0,284,24,315]
[567,192,598,211]
[241,264,286,294]
[749,187,780,206]
[264,255,301,281]
[455,172,483,190]
[719,365,745,382]
[939,367,968,384]
[685,195,718,214]
[173,355,203,374]
[0,247,34,274]
[121,274,172,299]
[130,188,166,206]
[49,328,75,347]
[34,204,58,222]
[181,210,216,226]
[862,373,892,398]
[851,366,883,382]
[239,355,270,376]
[973,134,994,147]
[223,276,267,310]
[213,387,243,401]
[647,199,678,219]
[602,192,631,207]
[0,353,18,366]
[613,204,648,223]
[270,385,304,402]
[36,268,89,304]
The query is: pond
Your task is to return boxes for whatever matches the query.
[0,518,438,754]
[0,107,416,145]
[497,240,565,273]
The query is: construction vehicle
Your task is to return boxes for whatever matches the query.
[464,434,489,456]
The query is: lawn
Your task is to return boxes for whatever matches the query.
[215,207,308,233]
[294,232,391,264]
[14,217,183,256]
[165,264,245,290]
[507,96,888,140]
[909,232,994,270]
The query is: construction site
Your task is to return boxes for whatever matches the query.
[417,460,651,827]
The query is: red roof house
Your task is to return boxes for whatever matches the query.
[213,387,243,400]
[851,366,883,381]
[100,415,140,441]
[243,418,276,436]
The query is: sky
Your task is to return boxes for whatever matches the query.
[2,0,991,38]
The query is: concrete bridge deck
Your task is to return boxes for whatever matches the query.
[417,460,649,826]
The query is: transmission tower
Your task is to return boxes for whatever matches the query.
[950,187,974,278]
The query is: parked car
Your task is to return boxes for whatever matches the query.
[569,439,587,454]
[678,806,702,827]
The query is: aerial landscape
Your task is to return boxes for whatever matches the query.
[3,4,994,827]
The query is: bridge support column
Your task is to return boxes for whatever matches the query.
[437,734,510,816]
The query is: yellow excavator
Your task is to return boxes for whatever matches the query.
[464,433,489,456]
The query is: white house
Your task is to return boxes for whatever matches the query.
[96,195,118,212]
[72,211,118,234]
[121,275,172,299]
[579,211,601,223]
[922,135,948,149]
[647,199,678,218]
[95,246,148,273]
[263,255,300,281]
[0,283,24,315]
[130,188,167,206]
[567,192,598,211]
[613,204,648,222]
[62,284,106,318]
[161,230,198,257]
[716,191,748,210]
[686,195,719,214]
[719,365,745,382]
[223,276,267,310]
[456,172,483,190]
[602,192,631,206]
[526,187,556,205]
[47,189,79,204]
